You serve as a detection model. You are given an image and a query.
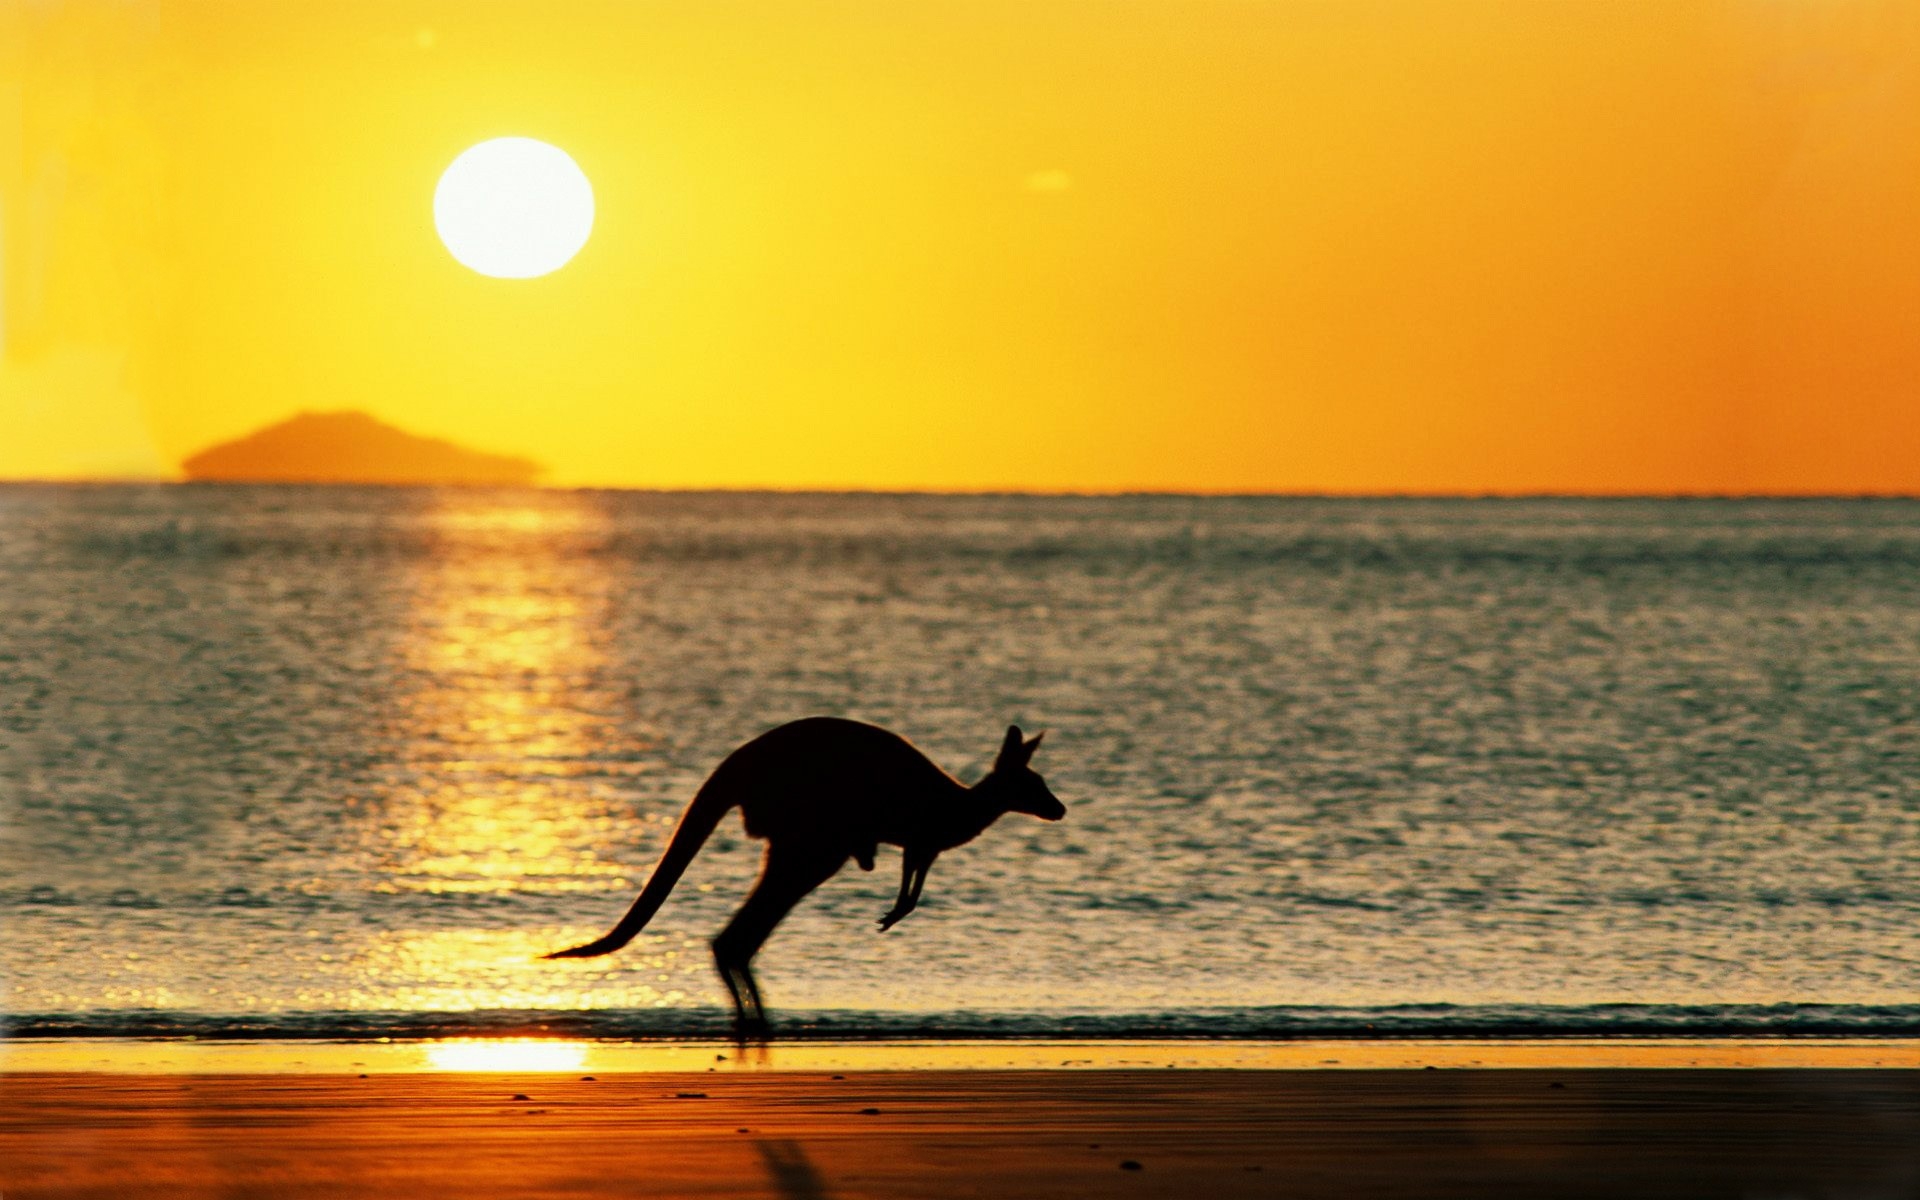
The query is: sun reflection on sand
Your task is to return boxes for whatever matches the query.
[422,1038,591,1072]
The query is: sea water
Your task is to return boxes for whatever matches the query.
[4,486,1918,1038]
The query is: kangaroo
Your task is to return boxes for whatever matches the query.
[543,718,1065,1034]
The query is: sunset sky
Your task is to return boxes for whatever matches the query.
[3,0,1918,492]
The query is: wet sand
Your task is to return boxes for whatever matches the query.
[6,1067,1919,1199]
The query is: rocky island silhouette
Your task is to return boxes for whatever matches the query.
[181,411,541,485]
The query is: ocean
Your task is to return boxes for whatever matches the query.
[4,486,1918,1040]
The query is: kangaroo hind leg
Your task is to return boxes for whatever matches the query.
[711,844,846,1038]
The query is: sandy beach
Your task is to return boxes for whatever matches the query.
[6,1062,1919,1199]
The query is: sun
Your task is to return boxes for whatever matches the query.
[434,138,594,279]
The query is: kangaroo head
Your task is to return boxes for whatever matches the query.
[981,724,1065,821]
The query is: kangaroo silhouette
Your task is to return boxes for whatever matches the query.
[543,718,1065,1034]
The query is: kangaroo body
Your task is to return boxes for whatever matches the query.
[544,718,1064,1033]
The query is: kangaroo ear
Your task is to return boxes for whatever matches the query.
[997,724,1024,766]
[1022,731,1045,758]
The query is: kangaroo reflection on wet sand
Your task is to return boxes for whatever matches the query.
[543,718,1065,1037]
[756,1139,834,1200]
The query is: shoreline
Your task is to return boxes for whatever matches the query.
[8,1036,1920,1074]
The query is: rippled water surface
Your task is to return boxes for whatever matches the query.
[4,487,1918,1033]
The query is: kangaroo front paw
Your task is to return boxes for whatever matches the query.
[877,910,905,931]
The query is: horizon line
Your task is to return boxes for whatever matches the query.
[1,478,1916,502]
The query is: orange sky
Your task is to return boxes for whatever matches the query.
[3,0,1918,492]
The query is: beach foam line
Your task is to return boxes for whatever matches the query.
[12,1002,1920,1042]
[5,1037,1920,1074]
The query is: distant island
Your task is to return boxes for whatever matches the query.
[181,411,542,486]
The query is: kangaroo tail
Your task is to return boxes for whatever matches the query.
[542,779,736,960]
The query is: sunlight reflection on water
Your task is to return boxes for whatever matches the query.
[348,928,687,1013]
[375,492,636,897]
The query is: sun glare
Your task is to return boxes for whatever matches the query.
[433,138,594,279]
